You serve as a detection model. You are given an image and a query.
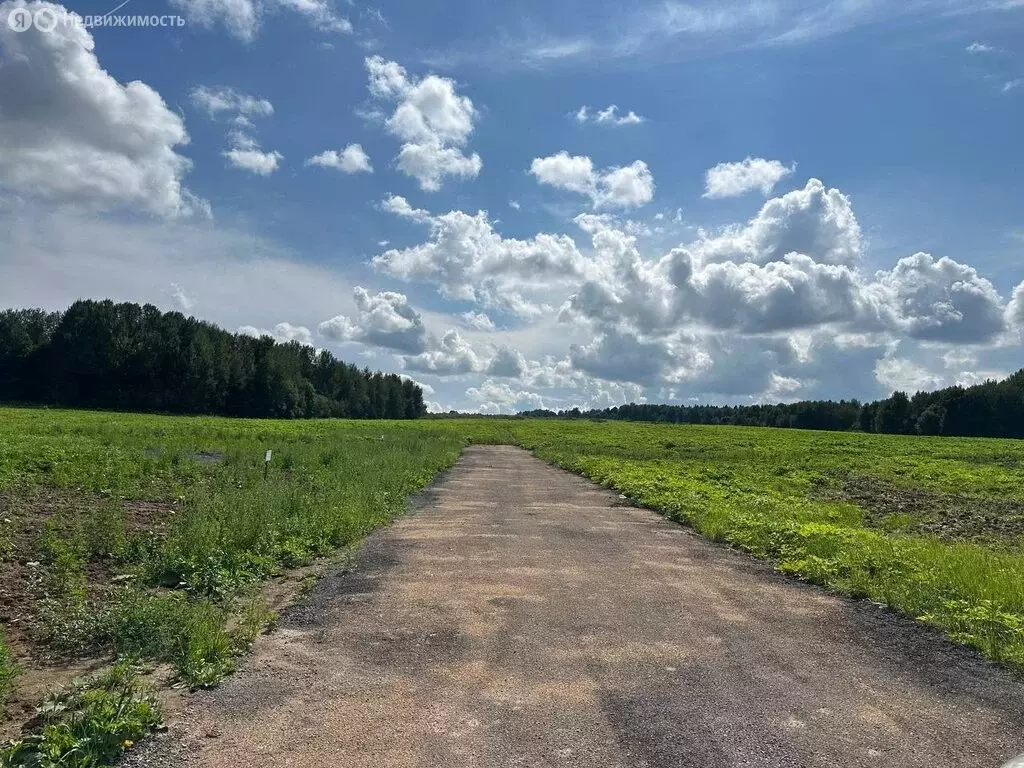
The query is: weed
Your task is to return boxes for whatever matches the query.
[0,661,161,767]
[0,631,17,718]
[232,597,277,650]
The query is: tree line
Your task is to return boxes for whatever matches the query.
[0,300,425,419]
[520,369,1024,439]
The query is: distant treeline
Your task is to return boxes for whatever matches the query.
[520,369,1024,439]
[0,300,425,419]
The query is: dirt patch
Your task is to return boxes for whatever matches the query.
[0,489,179,737]
[812,474,1024,545]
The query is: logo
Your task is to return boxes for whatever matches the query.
[32,6,57,32]
[4,5,186,33]
[6,6,32,31]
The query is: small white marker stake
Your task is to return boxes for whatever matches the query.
[264,449,272,479]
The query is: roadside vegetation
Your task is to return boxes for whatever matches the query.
[515,421,1024,667]
[1,407,1022,765]
[0,407,466,763]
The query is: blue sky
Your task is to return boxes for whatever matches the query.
[1,0,1023,412]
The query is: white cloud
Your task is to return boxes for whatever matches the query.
[318,287,428,353]
[364,56,481,191]
[703,157,795,199]
[874,356,945,394]
[170,283,195,313]
[560,182,870,342]
[966,41,996,54]
[683,253,869,333]
[223,132,282,175]
[553,177,1017,391]
[695,178,862,267]
[238,322,315,346]
[869,253,1006,343]
[530,152,655,209]
[403,329,483,375]
[171,0,350,41]
[274,0,351,33]
[509,200,521,210]
[305,144,373,173]
[1008,281,1024,333]
[395,141,482,191]
[191,86,280,174]
[190,85,274,123]
[575,104,646,125]
[1003,79,1023,93]
[375,202,585,316]
[465,379,545,413]
[379,194,431,222]
[461,311,496,331]
[0,2,204,218]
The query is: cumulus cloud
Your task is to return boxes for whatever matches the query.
[1008,282,1024,332]
[553,176,1017,392]
[364,56,481,191]
[486,345,527,378]
[461,311,496,331]
[223,132,282,175]
[0,2,204,218]
[189,86,273,124]
[465,379,545,413]
[172,0,350,41]
[530,152,655,209]
[238,322,315,346]
[703,157,795,199]
[570,328,692,385]
[305,144,373,173]
[869,253,1006,343]
[375,201,585,316]
[379,194,431,222]
[403,329,483,375]
[575,105,645,125]
[874,356,945,394]
[318,287,428,353]
[696,179,862,267]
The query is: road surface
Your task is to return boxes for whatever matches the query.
[129,445,1024,767]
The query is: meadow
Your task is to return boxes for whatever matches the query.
[0,407,1022,765]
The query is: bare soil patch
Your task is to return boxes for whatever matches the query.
[813,474,1024,545]
[0,489,178,737]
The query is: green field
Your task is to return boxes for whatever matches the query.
[1,407,1022,764]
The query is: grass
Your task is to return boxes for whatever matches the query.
[511,421,1024,667]
[0,407,466,747]
[0,633,16,717]
[0,661,161,767]
[1,408,1023,765]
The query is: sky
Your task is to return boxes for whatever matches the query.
[1,0,1023,413]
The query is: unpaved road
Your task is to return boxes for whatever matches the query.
[128,446,1024,767]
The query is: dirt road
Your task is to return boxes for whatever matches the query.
[129,446,1024,767]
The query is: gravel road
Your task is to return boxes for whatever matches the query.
[125,445,1024,767]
